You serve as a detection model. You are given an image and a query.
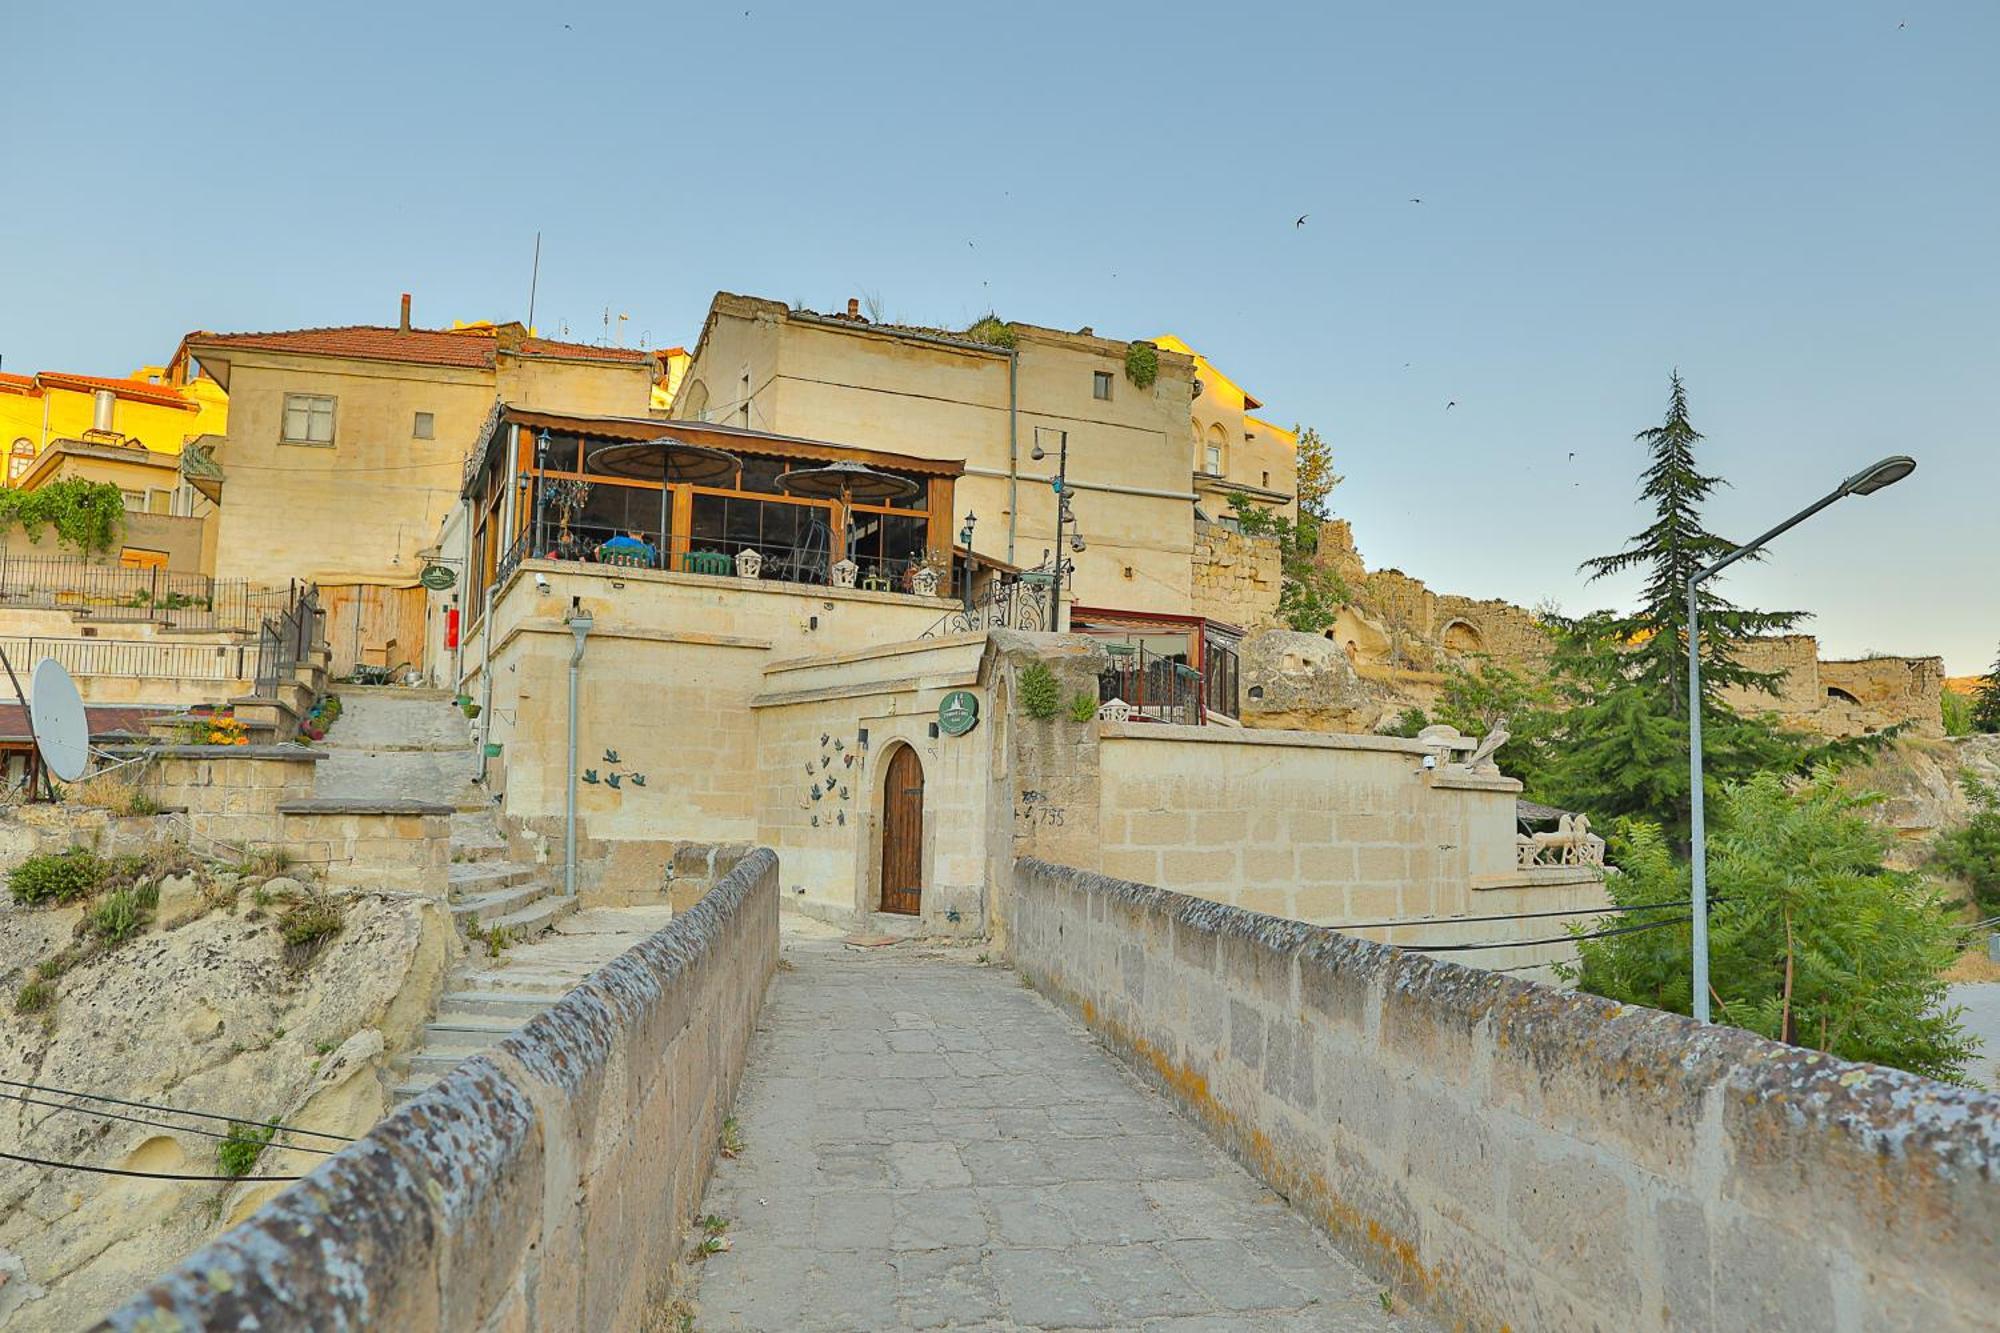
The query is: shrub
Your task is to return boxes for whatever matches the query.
[1124,341,1159,389]
[1018,662,1061,720]
[9,849,108,906]
[85,889,149,945]
[14,978,52,1014]
[960,314,1016,350]
[216,1121,276,1178]
[1933,776,2000,914]
[0,478,125,554]
[1942,689,1974,737]
[277,895,343,964]
[70,772,160,817]
[1067,690,1099,723]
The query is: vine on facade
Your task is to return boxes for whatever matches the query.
[0,479,126,555]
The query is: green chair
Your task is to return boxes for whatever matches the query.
[687,550,733,576]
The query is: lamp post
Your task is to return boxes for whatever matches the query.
[958,511,977,611]
[1031,434,1086,630]
[1687,454,1915,1023]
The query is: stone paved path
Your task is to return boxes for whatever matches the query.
[691,929,1430,1331]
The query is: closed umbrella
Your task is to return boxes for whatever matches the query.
[774,460,920,561]
[584,437,741,566]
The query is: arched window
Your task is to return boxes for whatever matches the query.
[1827,687,1860,705]
[680,379,710,421]
[8,438,34,483]
[1442,620,1486,655]
[1203,423,1226,477]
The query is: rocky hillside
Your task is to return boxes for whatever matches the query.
[0,827,452,1329]
[1835,733,2000,867]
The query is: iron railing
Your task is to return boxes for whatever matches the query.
[0,554,259,632]
[920,575,1053,638]
[496,520,954,598]
[1100,644,1204,726]
[252,583,323,698]
[1204,638,1240,719]
[0,635,251,682]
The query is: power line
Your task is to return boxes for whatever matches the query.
[1325,896,1703,933]
[0,1148,300,1184]
[1,1090,339,1155]
[1401,913,1690,954]
[0,1078,352,1145]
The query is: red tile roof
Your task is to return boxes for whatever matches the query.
[183,324,657,371]
[184,325,499,370]
[33,372,198,411]
[0,372,35,395]
[0,704,166,743]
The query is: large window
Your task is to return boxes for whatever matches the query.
[281,393,336,446]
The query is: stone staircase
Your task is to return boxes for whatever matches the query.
[390,808,673,1103]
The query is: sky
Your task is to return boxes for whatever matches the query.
[3,2,1994,673]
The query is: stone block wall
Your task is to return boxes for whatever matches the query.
[1189,519,1280,627]
[100,847,781,1333]
[1820,655,1946,735]
[139,747,323,845]
[275,800,452,896]
[1010,859,2000,1332]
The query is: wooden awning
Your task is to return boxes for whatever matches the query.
[503,409,964,479]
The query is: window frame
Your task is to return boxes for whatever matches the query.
[281,392,337,447]
[1092,370,1113,401]
[413,410,436,440]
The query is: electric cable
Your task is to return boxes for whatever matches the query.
[1,1090,339,1155]
[0,1078,353,1144]
[0,1148,301,1183]
[1399,913,1691,954]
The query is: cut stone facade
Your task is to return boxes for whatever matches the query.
[1189,519,1280,627]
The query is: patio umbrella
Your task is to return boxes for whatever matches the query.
[774,460,920,560]
[584,436,741,563]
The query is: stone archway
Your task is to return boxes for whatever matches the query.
[1441,619,1485,656]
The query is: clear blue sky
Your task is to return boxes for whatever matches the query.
[4,2,1994,672]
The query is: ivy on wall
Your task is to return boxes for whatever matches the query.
[1124,341,1159,390]
[1019,662,1061,719]
[0,479,126,555]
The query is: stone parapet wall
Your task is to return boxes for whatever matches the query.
[1189,519,1279,628]
[274,799,452,896]
[1010,859,2000,1332]
[138,748,323,845]
[99,847,781,1332]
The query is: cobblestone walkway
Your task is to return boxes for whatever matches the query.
[691,930,1430,1331]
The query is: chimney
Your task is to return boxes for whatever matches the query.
[399,293,412,332]
[847,298,859,319]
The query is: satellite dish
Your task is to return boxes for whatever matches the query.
[30,658,89,783]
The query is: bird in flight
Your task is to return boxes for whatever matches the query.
[1409,198,1423,204]
[1294,214,1308,228]
[1567,451,1576,460]
[1446,400,1457,410]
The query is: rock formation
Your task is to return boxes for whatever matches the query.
[1236,629,1393,733]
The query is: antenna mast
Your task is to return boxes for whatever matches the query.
[526,232,542,333]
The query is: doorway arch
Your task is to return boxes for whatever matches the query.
[878,744,924,915]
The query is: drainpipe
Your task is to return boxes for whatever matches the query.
[564,605,594,897]
[1006,347,1018,565]
[474,584,495,781]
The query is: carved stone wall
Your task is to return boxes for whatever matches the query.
[1189,520,1280,628]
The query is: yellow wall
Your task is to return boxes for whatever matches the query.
[677,296,1200,616]
[0,369,225,475]
[1160,333,1299,521]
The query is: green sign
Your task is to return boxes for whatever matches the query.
[938,690,980,737]
[418,564,458,591]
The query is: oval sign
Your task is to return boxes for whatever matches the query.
[418,563,458,591]
[938,690,980,737]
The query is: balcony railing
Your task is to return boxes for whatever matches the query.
[0,635,252,682]
[252,584,323,699]
[1099,644,1204,726]
[920,575,1052,638]
[0,554,260,633]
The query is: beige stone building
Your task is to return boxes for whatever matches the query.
[1155,333,1299,523]
[180,302,658,672]
[674,294,1303,624]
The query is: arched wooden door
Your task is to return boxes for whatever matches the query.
[880,746,924,915]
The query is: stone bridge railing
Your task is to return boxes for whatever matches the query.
[1010,857,2000,1332]
[97,849,780,1331]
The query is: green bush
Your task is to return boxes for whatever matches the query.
[1068,691,1100,723]
[278,895,343,963]
[1124,341,1159,389]
[14,978,52,1014]
[1941,689,1974,737]
[216,1121,276,1178]
[1933,777,2000,914]
[9,849,109,906]
[0,478,125,554]
[960,314,1016,350]
[1019,662,1061,720]
[85,889,148,945]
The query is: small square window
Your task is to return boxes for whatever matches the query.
[1092,371,1113,401]
[413,411,435,440]
[281,393,336,445]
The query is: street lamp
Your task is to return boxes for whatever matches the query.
[1032,432,1077,629]
[958,511,978,611]
[1687,455,1915,1023]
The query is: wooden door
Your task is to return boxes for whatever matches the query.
[880,746,924,915]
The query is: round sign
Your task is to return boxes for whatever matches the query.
[30,658,90,782]
[938,690,980,737]
[419,564,458,591]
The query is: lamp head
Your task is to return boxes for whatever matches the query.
[1070,531,1087,554]
[1842,455,1916,497]
[1030,443,1047,461]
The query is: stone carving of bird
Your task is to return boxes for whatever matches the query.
[582,768,600,785]
[606,773,622,790]
[1463,719,1511,770]
[630,774,646,787]
[603,749,620,765]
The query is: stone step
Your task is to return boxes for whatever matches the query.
[448,965,600,994]
[435,990,570,1021]
[449,861,537,894]
[405,1048,478,1081]
[420,1018,524,1057]
[478,895,575,943]
[449,883,551,927]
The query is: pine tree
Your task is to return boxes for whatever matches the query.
[1292,425,1342,520]
[1973,643,2000,734]
[1578,371,1804,715]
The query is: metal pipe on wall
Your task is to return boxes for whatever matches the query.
[1006,347,1019,565]
[564,607,593,897]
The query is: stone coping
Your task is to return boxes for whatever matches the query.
[103,744,328,761]
[762,629,988,675]
[276,798,456,817]
[501,556,961,612]
[1470,866,1605,891]
[1099,721,1437,756]
[1427,768,1522,793]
